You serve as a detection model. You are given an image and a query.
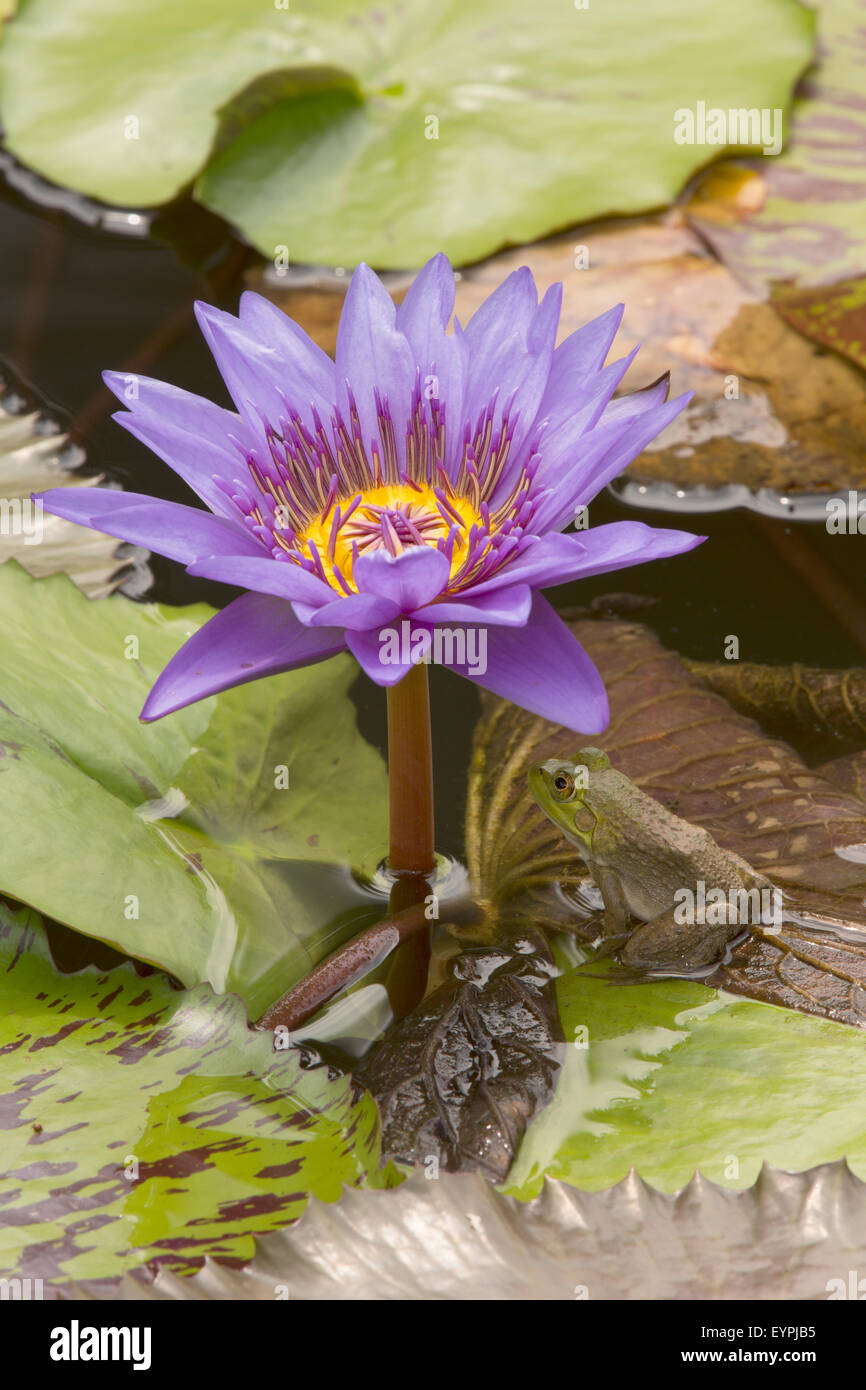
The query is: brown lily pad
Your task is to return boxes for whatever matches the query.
[686,659,866,754]
[355,929,563,1182]
[467,613,866,1027]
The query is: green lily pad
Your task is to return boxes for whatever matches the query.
[0,900,394,1289]
[0,562,387,1017]
[507,954,866,1197]
[0,0,814,267]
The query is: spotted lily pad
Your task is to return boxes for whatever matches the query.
[772,275,866,372]
[0,0,813,267]
[689,0,866,295]
[0,562,387,1018]
[0,901,393,1291]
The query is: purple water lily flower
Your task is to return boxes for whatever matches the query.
[39,255,701,731]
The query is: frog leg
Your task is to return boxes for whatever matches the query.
[592,867,631,948]
[621,908,748,975]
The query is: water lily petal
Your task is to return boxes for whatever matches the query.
[539,303,625,426]
[195,299,334,436]
[410,583,532,627]
[103,375,247,516]
[345,624,428,687]
[335,263,417,456]
[548,347,639,442]
[457,592,609,733]
[575,390,693,506]
[529,413,639,529]
[532,390,692,532]
[141,592,345,721]
[37,487,264,565]
[294,591,401,631]
[469,523,703,596]
[463,266,538,368]
[237,290,335,390]
[600,372,672,425]
[490,348,639,512]
[461,267,553,463]
[395,252,466,457]
[186,553,336,607]
[353,545,450,610]
[103,368,243,439]
[395,251,454,348]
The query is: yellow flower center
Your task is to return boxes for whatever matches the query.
[294,482,482,592]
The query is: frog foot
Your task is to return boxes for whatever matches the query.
[592,932,631,959]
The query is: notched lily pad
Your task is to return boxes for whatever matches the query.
[0,0,813,267]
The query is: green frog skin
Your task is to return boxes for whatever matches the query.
[528,748,774,976]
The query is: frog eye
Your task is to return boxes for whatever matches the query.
[552,771,575,799]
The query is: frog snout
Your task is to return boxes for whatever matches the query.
[527,764,551,800]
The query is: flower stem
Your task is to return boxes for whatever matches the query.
[386,662,435,876]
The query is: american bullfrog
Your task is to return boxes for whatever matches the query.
[528,747,778,976]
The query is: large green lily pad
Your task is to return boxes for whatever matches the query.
[0,562,387,1018]
[0,901,392,1289]
[0,0,813,267]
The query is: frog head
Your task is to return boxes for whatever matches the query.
[528,747,611,855]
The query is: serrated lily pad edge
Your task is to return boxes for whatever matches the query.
[69,1159,866,1302]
